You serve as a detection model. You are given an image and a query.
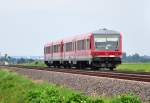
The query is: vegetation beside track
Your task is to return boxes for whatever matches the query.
[21,60,150,72]
[117,63,150,72]
[21,60,47,67]
[0,69,142,103]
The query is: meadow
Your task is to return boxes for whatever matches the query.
[116,63,150,72]
[21,60,47,67]
[0,69,141,103]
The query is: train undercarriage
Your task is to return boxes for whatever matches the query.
[44,57,121,70]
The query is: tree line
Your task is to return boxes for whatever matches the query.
[122,53,150,63]
[0,53,150,65]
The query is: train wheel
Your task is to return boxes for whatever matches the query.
[67,63,71,69]
[90,62,98,70]
[48,64,51,68]
[63,65,66,68]
[77,62,82,69]
[109,67,114,71]
[57,65,60,68]
[53,63,57,68]
[69,64,72,69]
[91,67,99,70]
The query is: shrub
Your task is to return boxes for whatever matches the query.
[67,93,104,103]
[112,94,141,103]
[67,93,88,103]
[27,87,64,103]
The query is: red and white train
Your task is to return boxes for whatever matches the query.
[44,29,122,70]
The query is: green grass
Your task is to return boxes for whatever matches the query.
[117,63,150,72]
[0,69,142,103]
[21,60,47,67]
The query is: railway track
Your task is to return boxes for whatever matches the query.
[1,65,150,82]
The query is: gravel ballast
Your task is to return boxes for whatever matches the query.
[1,67,150,102]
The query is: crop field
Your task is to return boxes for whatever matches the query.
[116,63,150,72]
[0,69,141,103]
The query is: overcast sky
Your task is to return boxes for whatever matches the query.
[0,0,150,56]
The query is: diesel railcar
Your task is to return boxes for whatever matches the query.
[44,29,122,70]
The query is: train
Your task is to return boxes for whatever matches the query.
[44,29,122,70]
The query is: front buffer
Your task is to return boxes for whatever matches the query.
[91,57,121,70]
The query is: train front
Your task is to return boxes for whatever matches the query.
[91,29,122,70]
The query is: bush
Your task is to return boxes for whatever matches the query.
[34,61,39,65]
[67,93,104,103]
[27,86,64,103]
[67,93,88,103]
[112,94,141,103]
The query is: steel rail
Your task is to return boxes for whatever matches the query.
[1,65,150,82]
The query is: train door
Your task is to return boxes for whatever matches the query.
[51,43,53,64]
[73,40,76,64]
[61,41,63,64]
[63,43,66,62]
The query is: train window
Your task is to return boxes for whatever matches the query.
[63,44,65,52]
[72,42,74,51]
[86,39,90,50]
[51,46,53,53]
[58,45,60,52]
[74,42,76,51]
[54,44,60,53]
[77,40,86,50]
[65,43,67,51]
[49,46,51,54]
[56,45,58,52]
[48,46,50,54]
[55,45,56,53]
[46,47,48,53]
[46,47,47,53]
[44,47,46,54]
[66,42,72,52]
[50,46,51,53]
[48,47,49,54]
[45,47,46,54]
[77,40,81,50]
[77,41,79,50]
[53,45,57,53]
[58,44,61,52]
[53,45,55,52]
[47,47,49,53]
[94,37,119,50]
[57,45,59,52]
[82,40,84,50]
[83,40,86,50]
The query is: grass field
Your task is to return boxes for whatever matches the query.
[21,60,47,67]
[0,69,141,103]
[117,63,150,72]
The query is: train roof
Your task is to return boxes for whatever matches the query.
[63,33,92,43]
[44,42,52,47]
[91,29,120,35]
[44,29,121,46]
[44,40,63,47]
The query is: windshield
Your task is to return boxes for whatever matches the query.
[95,37,119,50]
